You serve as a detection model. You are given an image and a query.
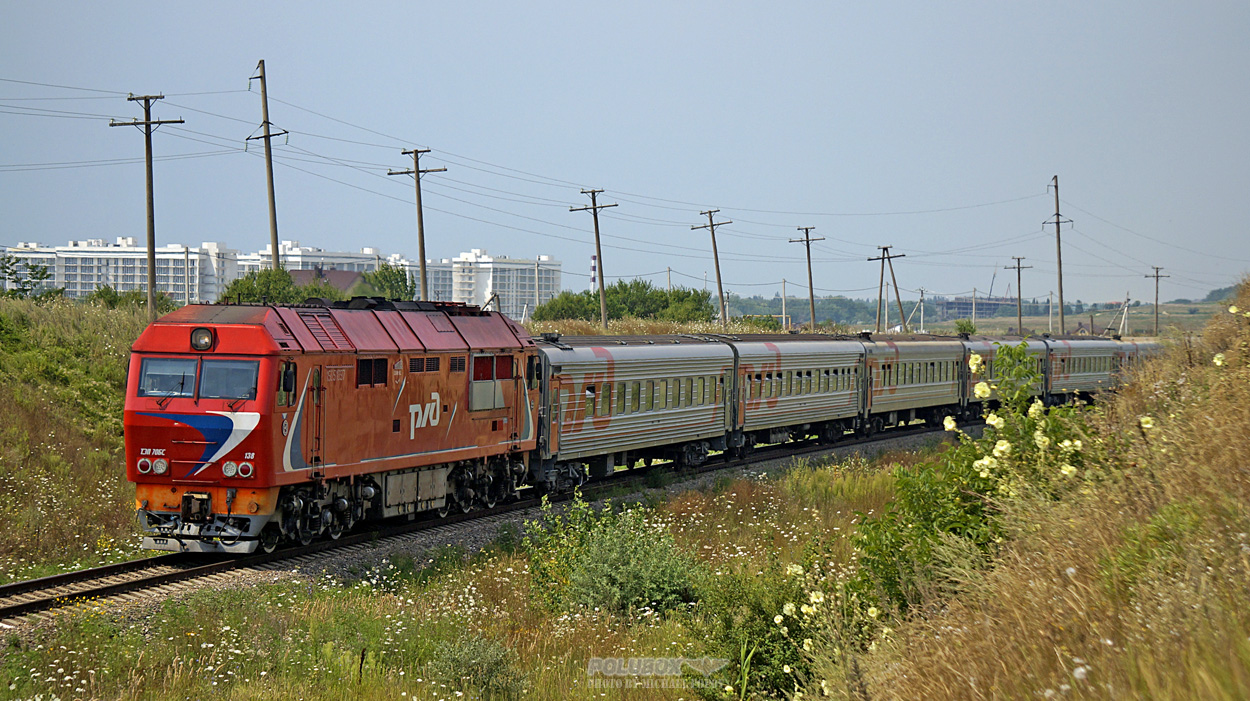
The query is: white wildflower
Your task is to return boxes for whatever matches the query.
[1028,400,1045,419]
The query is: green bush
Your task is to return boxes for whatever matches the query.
[524,495,702,614]
[693,561,810,698]
[564,509,699,614]
[425,632,525,699]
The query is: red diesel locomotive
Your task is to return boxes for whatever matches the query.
[126,299,539,553]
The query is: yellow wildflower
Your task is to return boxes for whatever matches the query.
[944,416,957,432]
[974,381,991,399]
[985,412,1005,429]
[1139,416,1155,430]
[968,352,984,373]
[1230,305,1240,314]
[993,440,1011,458]
[1214,353,1225,367]
[1028,400,1045,419]
[1034,430,1050,449]
[1060,463,1077,478]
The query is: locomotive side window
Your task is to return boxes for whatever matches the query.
[470,354,512,411]
[617,382,626,415]
[277,361,297,407]
[200,359,260,400]
[138,357,197,397]
[356,358,387,388]
[630,382,641,413]
[657,379,668,409]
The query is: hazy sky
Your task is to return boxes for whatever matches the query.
[3,2,1247,305]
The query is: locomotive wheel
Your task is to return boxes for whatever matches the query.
[481,475,498,509]
[259,527,280,554]
[328,519,345,540]
[437,502,451,518]
[297,525,314,546]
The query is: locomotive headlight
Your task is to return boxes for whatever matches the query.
[152,458,168,475]
[221,461,238,478]
[137,458,152,474]
[237,462,254,478]
[190,327,214,351]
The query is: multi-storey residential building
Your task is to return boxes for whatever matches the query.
[2,238,238,302]
[236,241,386,274]
[450,249,561,320]
[3,239,562,315]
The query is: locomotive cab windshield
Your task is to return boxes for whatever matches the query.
[136,356,259,401]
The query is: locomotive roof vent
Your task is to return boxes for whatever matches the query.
[958,332,970,340]
[858,331,873,340]
[541,332,561,343]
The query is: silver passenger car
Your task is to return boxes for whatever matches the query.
[863,336,966,430]
[537,336,736,473]
[735,337,864,444]
[1043,337,1121,398]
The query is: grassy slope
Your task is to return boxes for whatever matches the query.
[857,294,1250,699]
[0,299,149,580]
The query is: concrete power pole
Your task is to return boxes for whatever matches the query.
[1047,175,1073,334]
[693,210,732,329]
[869,246,908,333]
[571,190,617,330]
[248,61,287,271]
[790,226,824,331]
[1006,257,1032,335]
[109,94,183,323]
[388,148,446,300]
[1145,266,1170,336]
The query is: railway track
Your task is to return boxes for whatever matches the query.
[0,423,949,626]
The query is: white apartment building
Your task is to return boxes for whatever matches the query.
[450,249,561,320]
[4,239,562,317]
[237,241,387,274]
[2,238,238,303]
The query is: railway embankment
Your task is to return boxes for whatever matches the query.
[2,290,1246,699]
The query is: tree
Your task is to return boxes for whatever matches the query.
[954,319,977,335]
[82,284,177,313]
[219,269,347,305]
[0,254,60,299]
[532,279,716,322]
[358,263,416,300]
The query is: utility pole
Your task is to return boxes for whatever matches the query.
[869,246,908,333]
[972,288,977,325]
[790,226,824,331]
[693,210,731,329]
[388,148,446,300]
[184,247,190,306]
[666,267,671,294]
[781,279,787,330]
[109,94,183,323]
[571,189,617,329]
[1145,266,1170,336]
[1047,175,1073,334]
[1049,291,1054,333]
[918,287,925,333]
[1006,257,1032,335]
[247,61,287,271]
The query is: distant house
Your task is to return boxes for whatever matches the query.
[289,265,364,295]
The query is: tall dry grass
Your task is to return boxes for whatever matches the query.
[848,283,1250,700]
[0,298,150,579]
